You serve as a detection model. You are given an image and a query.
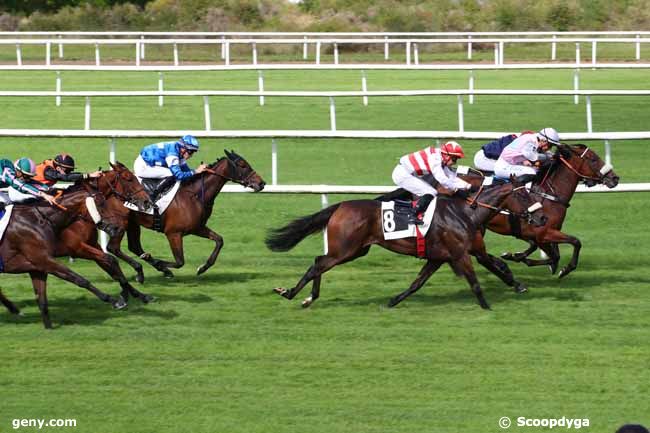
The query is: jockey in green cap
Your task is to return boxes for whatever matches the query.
[0,158,57,208]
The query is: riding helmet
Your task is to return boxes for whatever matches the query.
[14,157,37,177]
[179,135,200,151]
[54,153,75,170]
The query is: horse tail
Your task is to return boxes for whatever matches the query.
[266,204,341,252]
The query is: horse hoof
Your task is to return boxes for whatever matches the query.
[196,266,206,276]
[141,294,157,304]
[549,262,559,275]
[514,283,528,294]
[135,274,145,284]
[479,300,491,310]
[163,270,174,279]
[301,297,313,308]
[387,297,400,308]
[558,267,574,279]
[112,297,128,310]
[273,287,288,298]
[501,252,514,261]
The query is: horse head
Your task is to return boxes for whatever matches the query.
[555,144,619,188]
[220,149,266,192]
[94,161,152,211]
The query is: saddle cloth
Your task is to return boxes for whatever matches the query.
[381,198,437,240]
[0,205,14,243]
[124,180,181,215]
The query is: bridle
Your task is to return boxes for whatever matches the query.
[102,170,147,205]
[542,146,613,185]
[467,182,542,223]
[204,157,259,189]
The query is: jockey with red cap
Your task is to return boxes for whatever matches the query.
[392,141,471,225]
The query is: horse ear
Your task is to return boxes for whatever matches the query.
[224,149,232,159]
[109,162,116,170]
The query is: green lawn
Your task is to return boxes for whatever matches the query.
[0,66,648,433]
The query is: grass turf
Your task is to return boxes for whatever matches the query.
[0,66,648,433]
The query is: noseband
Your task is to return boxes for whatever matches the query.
[103,171,147,204]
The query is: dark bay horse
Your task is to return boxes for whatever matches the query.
[479,144,618,278]
[53,162,155,305]
[0,167,151,328]
[266,177,546,310]
[100,150,265,281]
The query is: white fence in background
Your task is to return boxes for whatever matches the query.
[1,36,650,66]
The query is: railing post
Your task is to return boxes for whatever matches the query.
[16,43,21,66]
[467,35,472,60]
[271,139,278,185]
[58,34,63,59]
[361,70,368,106]
[591,41,597,68]
[574,69,580,105]
[636,34,641,60]
[225,41,230,66]
[333,42,339,65]
[384,36,389,60]
[221,36,226,60]
[203,96,211,131]
[252,42,258,65]
[95,43,100,66]
[140,35,145,60]
[329,97,336,131]
[84,97,91,130]
[457,95,464,132]
[158,72,164,107]
[109,137,117,164]
[406,41,411,65]
[468,70,474,105]
[173,42,179,66]
[316,41,321,64]
[604,140,612,166]
[303,36,308,60]
[55,71,61,107]
[551,34,557,60]
[321,193,329,254]
[586,95,592,133]
[499,41,504,65]
[575,42,580,66]
[413,42,419,65]
[494,43,499,65]
[45,42,51,66]
[258,70,265,106]
[135,41,141,66]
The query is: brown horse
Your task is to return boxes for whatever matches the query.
[0,167,151,328]
[96,150,265,282]
[266,177,547,310]
[53,162,155,305]
[480,144,618,278]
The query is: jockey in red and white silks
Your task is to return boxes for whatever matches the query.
[494,128,559,178]
[392,141,471,197]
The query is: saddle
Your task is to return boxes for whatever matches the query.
[141,177,176,202]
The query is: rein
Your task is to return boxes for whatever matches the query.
[204,160,258,188]
[466,184,529,217]
[104,171,146,204]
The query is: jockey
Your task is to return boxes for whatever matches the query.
[392,141,471,225]
[33,153,102,186]
[0,157,57,207]
[133,135,208,201]
[494,127,560,179]
[473,130,535,172]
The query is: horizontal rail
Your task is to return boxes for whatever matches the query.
[1,129,649,140]
[2,89,649,97]
[2,31,650,37]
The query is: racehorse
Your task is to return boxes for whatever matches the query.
[54,162,156,305]
[266,176,547,310]
[379,144,619,278]
[0,165,152,328]
[100,150,265,281]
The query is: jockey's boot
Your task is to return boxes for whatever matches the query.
[408,194,434,226]
[151,176,176,203]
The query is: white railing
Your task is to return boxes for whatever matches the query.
[2,88,646,142]
[1,36,649,66]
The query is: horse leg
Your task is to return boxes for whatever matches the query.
[301,246,372,308]
[75,242,155,304]
[475,252,528,294]
[193,225,224,276]
[107,230,146,284]
[152,232,185,270]
[0,289,21,315]
[127,220,174,278]
[387,259,443,307]
[522,230,580,278]
[29,271,52,329]
[41,258,127,310]
[501,240,538,262]
[450,253,491,310]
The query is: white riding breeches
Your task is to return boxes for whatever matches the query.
[494,159,537,178]
[392,164,437,197]
[134,155,173,179]
[473,149,497,172]
[7,188,38,203]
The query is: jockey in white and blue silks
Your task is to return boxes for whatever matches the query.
[134,135,208,182]
[494,128,560,179]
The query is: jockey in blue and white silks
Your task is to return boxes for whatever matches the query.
[133,135,208,181]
